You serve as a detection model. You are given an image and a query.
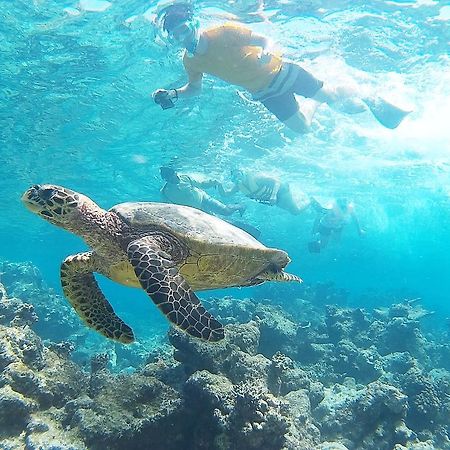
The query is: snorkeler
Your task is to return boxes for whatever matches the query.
[218,169,310,216]
[160,166,246,217]
[308,198,365,253]
[151,0,410,133]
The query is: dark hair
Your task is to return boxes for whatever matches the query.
[162,4,193,32]
[160,166,176,179]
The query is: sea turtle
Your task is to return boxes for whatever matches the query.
[22,184,302,343]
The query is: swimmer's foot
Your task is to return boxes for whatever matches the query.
[364,97,412,129]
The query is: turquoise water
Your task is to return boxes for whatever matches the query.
[2,0,450,335]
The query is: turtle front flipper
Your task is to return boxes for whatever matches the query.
[61,252,134,344]
[127,237,225,342]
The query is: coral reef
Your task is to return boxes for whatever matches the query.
[170,324,320,449]
[1,259,450,449]
[0,261,163,371]
[314,379,409,449]
[0,306,87,447]
[0,261,81,342]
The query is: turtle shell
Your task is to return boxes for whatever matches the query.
[111,202,290,290]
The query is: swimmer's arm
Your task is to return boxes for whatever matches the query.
[190,176,219,189]
[249,32,277,64]
[249,32,274,53]
[174,76,203,98]
[350,211,365,236]
[160,185,169,202]
[174,54,204,98]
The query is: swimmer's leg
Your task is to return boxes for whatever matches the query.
[275,64,325,133]
[283,99,320,134]
[315,85,411,129]
[276,185,310,215]
[320,233,331,249]
[262,91,318,134]
[313,84,367,114]
[201,195,245,217]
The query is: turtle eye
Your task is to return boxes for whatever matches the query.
[39,187,55,201]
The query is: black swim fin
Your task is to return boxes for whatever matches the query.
[364,97,411,129]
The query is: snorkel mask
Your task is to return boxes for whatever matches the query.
[160,166,179,182]
[155,1,199,52]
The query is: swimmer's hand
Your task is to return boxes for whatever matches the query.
[152,88,178,110]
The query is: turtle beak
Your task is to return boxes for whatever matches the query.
[21,185,41,212]
[22,185,40,199]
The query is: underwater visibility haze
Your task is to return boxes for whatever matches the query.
[1,0,450,448]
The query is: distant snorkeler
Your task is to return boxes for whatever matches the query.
[151,0,411,134]
[218,169,311,216]
[160,166,246,217]
[160,166,262,239]
[308,197,365,253]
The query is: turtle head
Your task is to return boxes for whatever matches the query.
[22,184,88,227]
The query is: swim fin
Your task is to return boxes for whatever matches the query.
[364,97,411,129]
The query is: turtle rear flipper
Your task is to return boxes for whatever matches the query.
[61,252,134,343]
[127,237,224,342]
